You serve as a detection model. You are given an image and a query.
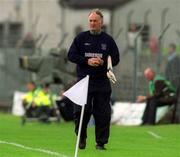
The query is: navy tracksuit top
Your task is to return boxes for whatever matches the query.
[68,31,120,79]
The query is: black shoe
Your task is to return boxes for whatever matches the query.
[96,144,106,150]
[141,122,154,126]
[79,138,86,149]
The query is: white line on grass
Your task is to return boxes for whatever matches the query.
[0,140,71,157]
[147,131,162,139]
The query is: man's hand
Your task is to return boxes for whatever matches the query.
[88,57,104,66]
[107,70,117,84]
[136,95,147,103]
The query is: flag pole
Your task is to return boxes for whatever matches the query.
[74,104,85,157]
[62,75,89,157]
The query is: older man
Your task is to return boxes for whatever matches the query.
[137,68,177,125]
[68,9,120,150]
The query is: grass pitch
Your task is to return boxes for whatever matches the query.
[0,112,180,157]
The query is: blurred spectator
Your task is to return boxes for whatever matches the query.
[22,81,41,118]
[165,43,180,123]
[36,83,58,122]
[137,68,177,125]
[56,96,74,121]
[127,23,142,53]
[165,43,180,89]
[148,36,159,54]
[56,84,75,122]
[22,82,60,123]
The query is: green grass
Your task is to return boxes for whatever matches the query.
[0,112,180,157]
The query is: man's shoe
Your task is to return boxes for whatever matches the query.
[96,144,106,150]
[79,138,86,149]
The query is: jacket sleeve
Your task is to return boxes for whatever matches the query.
[109,38,120,67]
[68,37,87,65]
[153,80,166,97]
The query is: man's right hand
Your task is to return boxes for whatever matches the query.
[136,95,146,103]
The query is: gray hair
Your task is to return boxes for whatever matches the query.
[89,9,103,19]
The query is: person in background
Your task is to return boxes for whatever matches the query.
[165,43,180,89]
[35,83,57,122]
[67,9,120,150]
[137,68,177,125]
[165,43,180,122]
[127,23,142,53]
[22,81,40,117]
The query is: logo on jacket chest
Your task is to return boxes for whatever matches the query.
[85,53,103,58]
[84,42,91,46]
[101,43,107,50]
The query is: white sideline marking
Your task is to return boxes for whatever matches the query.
[147,131,162,139]
[0,140,71,157]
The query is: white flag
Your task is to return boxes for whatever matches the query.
[107,55,113,70]
[63,75,89,106]
[107,55,117,84]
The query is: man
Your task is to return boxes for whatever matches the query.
[165,43,180,88]
[68,9,120,150]
[137,68,177,125]
[165,43,180,123]
[127,23,141,51]
[35,83,55,122]
[22,81,40,118]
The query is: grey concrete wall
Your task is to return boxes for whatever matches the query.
[0,48,31,101]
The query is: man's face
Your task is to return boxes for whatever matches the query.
[144,70,154,81]
[27,83,35,91]
[168,46,174,54]
[88,12,103,31]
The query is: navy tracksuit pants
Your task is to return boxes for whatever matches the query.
[74,77,111,145]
